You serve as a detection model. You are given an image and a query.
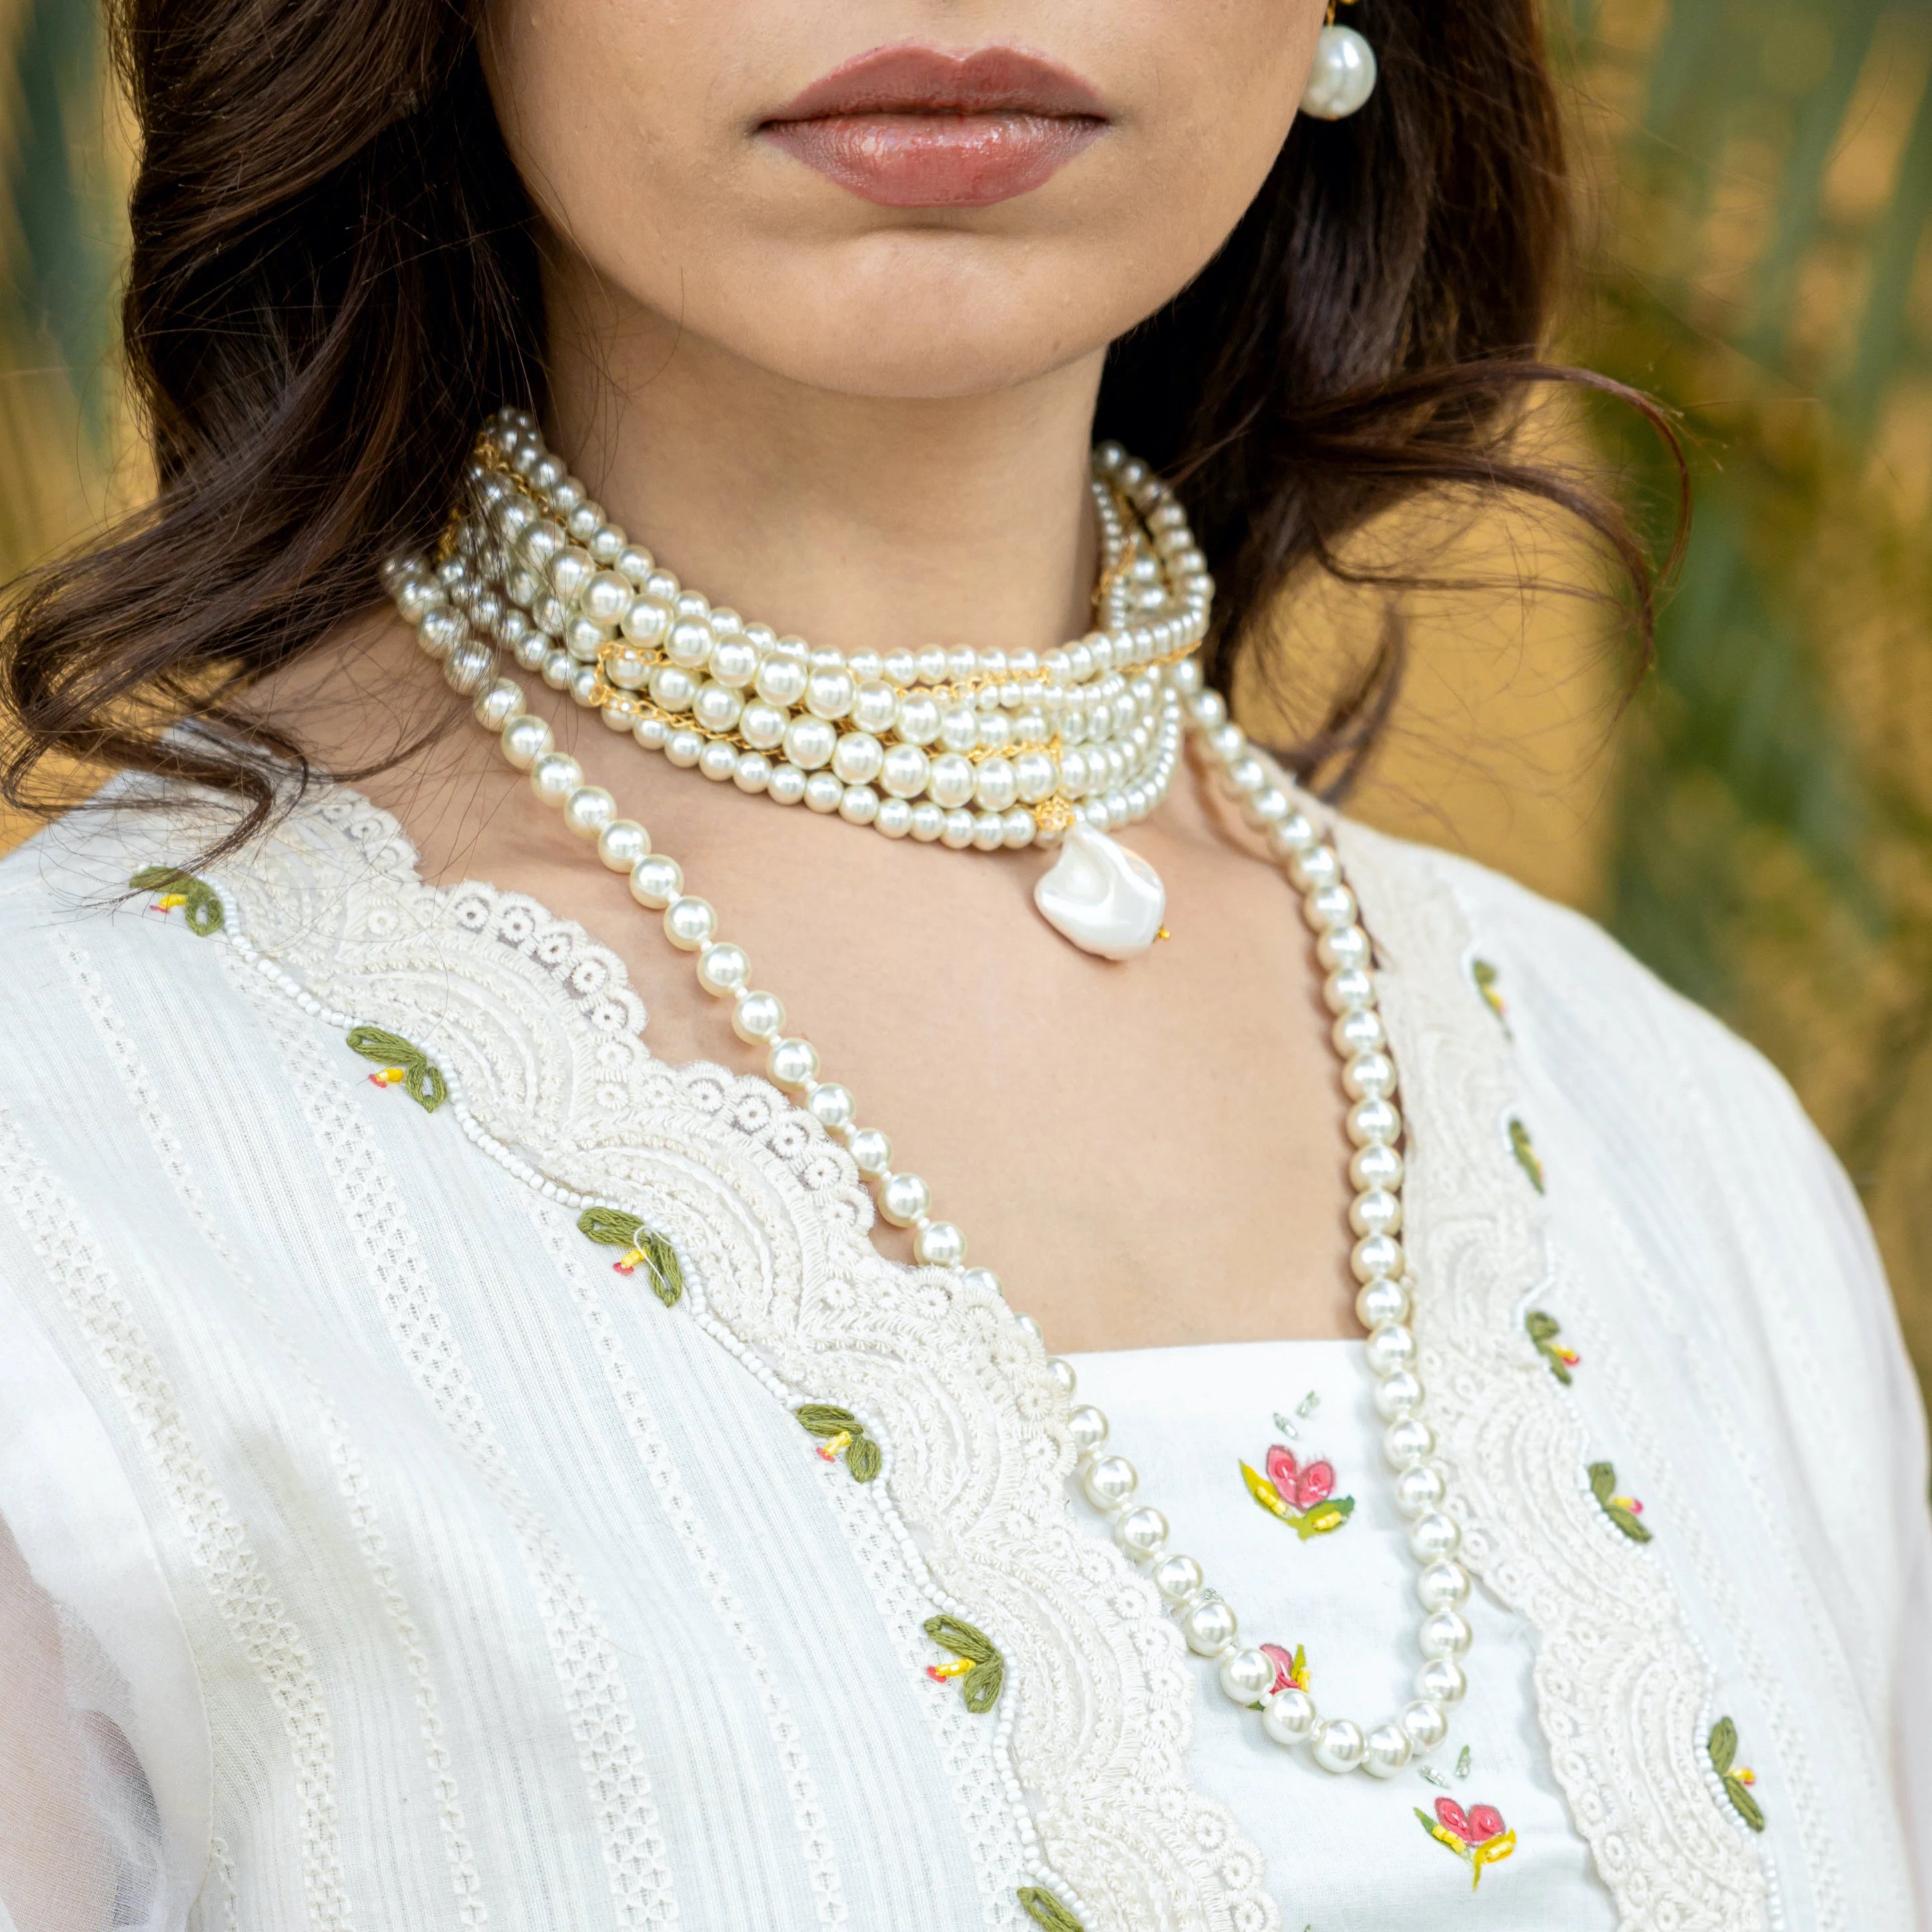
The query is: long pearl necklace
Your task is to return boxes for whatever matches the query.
[408,410,1213,959]
[380,444,1471,1782]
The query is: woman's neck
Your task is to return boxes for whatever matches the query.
[543,258,1108,660]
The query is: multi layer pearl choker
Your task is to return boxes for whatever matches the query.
[406,410,1212,958]
[381,418,1471,1784]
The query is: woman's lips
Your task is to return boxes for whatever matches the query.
[760,45,1108,209]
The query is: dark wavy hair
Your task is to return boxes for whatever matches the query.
[0,0,1682,850]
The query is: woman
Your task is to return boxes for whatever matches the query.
[0,0,1923,1926]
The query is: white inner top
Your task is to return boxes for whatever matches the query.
[1069,1340,1616,1929]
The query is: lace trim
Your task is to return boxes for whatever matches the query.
[201,783,1278,1932]
[0,1093,354,1931]
[1334,819,1769,1930]
[58,924,492,1927]
[247,971,677,1927]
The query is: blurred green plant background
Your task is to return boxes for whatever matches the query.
[3,0,1931,1387]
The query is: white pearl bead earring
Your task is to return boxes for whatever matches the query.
[1302,1,1378,121]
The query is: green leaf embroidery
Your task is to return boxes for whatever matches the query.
[1290,1494,1356,1540]
[1725,1776,1767,1833]
[346,1025,448,1113]
[797,1404,881,1483]
[1017,1887,1085,1931]
[1470,957,1511,1035]
[923,1614,1005,1713]
[574,1208,683,1306]
[1709,1718,1766,1831]
[1524,1309,1577,1384]
[795,1404,861,1438]
[578,1208,644,1248]
[1588,1460,1652,1542]
[129,866,224,937]
[1507,1116,1546,1193]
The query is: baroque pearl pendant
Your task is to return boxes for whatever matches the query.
[1033,821,1167,959]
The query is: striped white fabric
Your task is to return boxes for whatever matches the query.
[0,783,1922,1932]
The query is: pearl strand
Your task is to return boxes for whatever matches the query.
[1065,665,1470,1779]
[394,410,1210,853]
[390,553,1470,1773]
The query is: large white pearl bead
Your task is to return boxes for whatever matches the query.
[562,785,616,839]
[662,896,716,951]
[1362,1721,1413,1778]
[913,1220,965,1268]
[597,819,650,872]
[1402,1700,1450,1753]
[1418,1610,1472,1658]
[1261,1688,1317,1747]
[528,752,582,806]
[1113,1505,1169,1563]
[877,1170,931,1228]
[805,1082,855,1131]
[696,943,749,997]
[1082,1454,1139,1514]
[1181,1595,1238,1657]
[1069,1406,1110,1456]
[1301,23,1378,120]
[1218,1648,1277,1706]
[1312,1718,1366,1775]
[628,854,682,910]
[1416,1656,1468,1706]
[500,714,553,769]
[731,990,785,1043]
[767,1037,820,1091]
[1408,1512,1461,1564]
[1393,1462,1446,1518]
[1153,1553,1203,1604]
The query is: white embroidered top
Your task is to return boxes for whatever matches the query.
[0,781,1925,1932]
[1071,1340,1618,1929]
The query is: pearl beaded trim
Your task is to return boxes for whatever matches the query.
[380,456,1472,1781]
[390,409,1209,855]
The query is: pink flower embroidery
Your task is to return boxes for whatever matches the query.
[1240,1446,1356,1538]
[1416,1797,1518,1888]
[1260,1642,1309,1695]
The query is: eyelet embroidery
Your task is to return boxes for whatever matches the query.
[1416,1798,1518,1889]
[1241,1443,1355,1538]
[131,865,226,936]
[1506,1115,1545,1193]
[922,1615,1005,1713]
[1709,1719,1766,1833]
[575,1207,684,1306]
[795,1403,882,1482]
[1525,1310,1580,1384]
[346,1025,449,1113]
[1588,1461,1651,1542]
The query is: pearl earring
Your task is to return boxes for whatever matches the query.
[1302,1,1378,121]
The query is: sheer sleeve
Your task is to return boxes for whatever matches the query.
[0,1273,208,1932]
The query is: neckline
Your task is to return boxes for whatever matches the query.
[115,771,1777,1929]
